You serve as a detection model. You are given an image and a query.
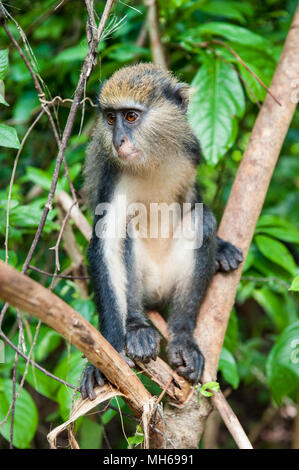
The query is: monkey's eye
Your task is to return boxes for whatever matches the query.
[125,111,138,123]
[107,113,116,125]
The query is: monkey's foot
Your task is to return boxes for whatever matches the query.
[168,337,204,384]
[80,353,134,401]
[80,364,104,401]
[126,325,159,363]
[216,239,243,272]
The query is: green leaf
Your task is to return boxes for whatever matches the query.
[71,299,95,322]
[252,287,291,331]
[197,1,247,23]
[0,124,20,149]
[10,204,57,230]
[127,425,144,449]
[79,417,103,449]
[0,49,9,80]
[0,80,9,106]
[266,321,299,404]
[219,347,239,388]
[289,276,299,292]
[188,56,245,164]
[35,329,62,361]
[255,226,299,244]
[232,46,276,102]
[255,235,297,276]
[223,308,238,352]
[197,22,269,50]
[199,381,220,397]
[54,42,88,63]
[0,378,38,448]
[54,351,85,419]
[18,361,59,401]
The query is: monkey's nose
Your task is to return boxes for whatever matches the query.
[113,134,127,151]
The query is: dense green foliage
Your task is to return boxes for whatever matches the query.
[0,0,298,449]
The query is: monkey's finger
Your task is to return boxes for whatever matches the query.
[168,348,183,367]
[119,352,135,368]
[95,368,104,387]
[86,368,96,401]
[228,256,239,270]
[218,255,230,272]
[80,376,88,400]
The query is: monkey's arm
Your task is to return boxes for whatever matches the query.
[124,236,159,363]
[80,234,133,400]
[167,205,217,383]
[215,236,243,272]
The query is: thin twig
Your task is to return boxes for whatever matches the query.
[29,265,89,280]
[0,330,77,390]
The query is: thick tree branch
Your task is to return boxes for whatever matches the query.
[0,260,152,419]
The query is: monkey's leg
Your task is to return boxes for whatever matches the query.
[215,236,243,272]
[167,207,217,384]
[124,237,159,363]
[80,235,133,400]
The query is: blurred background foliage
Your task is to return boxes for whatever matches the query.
[0,0,298,449]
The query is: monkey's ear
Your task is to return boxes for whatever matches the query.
[173,82,190,114]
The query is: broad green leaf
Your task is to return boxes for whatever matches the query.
[54,351,85,419]
[54,42,88,63]
[71,299,95,322]
[13,92,39,124]
[0,49,9,80]
[18,362,59,401]
[23,167,53,191]
[10,204,57,230]
[255,235,297,276]
[0,80,9,106]
[197,1,246,23]
[266,321,299,404]
[232,46,276,102]
[289,276,299,292]
[188,56,245,164]
[218,347,239,388]
[253,287,290,331]
[0,378,38,448]
[255,215,299,243]
[197,22,269,50]
[223,308,238,352]
[35,329,62,361]
[255,226,299,244]
[0,124,20,149]
[80,417,103,449]
[257,214,296,228]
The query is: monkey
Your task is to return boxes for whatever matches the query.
[80,63,243,400]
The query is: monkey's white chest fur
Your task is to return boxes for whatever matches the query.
[101,172,197,316]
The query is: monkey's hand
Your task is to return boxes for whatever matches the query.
[216,238,243,272]
[126,324,159,363]
[168,336,204,384]
[80,352,134,401]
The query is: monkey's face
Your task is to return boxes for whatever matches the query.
[98,63,195,171]
[103,108,143,163]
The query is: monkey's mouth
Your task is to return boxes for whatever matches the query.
[112,144,141,162]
